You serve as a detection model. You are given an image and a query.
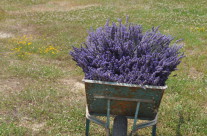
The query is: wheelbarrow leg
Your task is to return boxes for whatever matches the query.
[86,119,90,136]
[130,102,140,136]
[152,124,157,136]
[106,99,111,136]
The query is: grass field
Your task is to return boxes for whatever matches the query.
[0,0,206,135]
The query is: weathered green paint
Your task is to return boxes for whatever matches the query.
[106,99,110,129]
[83,79,167,120]
[85,119,90,136]
[132,102,140,135]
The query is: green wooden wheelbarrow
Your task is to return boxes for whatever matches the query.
[83,79,167,136]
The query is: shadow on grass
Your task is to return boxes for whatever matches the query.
[176,111,184,136]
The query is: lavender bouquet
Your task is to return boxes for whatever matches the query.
[70,19,184,86]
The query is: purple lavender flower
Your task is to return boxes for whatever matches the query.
[70,19,184,86]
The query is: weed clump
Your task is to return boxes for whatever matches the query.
[11,35,59,59]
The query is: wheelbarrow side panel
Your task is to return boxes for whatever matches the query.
[84,80,167,120]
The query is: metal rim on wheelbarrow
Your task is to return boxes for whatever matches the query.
[83,79,167,90]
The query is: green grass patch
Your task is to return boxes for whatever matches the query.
[0,0,206,135]
[9,63,64,79]
[0,123,29,136]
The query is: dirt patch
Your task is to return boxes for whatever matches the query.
[0,77,33,94]
[0,32,13,39]
[19,117,46,132]
[8,2,100,13]
[59,78,84,92]
[58,78,85,105]
[0,78,22,93]
[0,8,6,20]
[188,67,204,79]
[203,102,207,114]
[0,17,38,38]
[71,82,85,93]
[30,2,99,12]
[7,19,38,36]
